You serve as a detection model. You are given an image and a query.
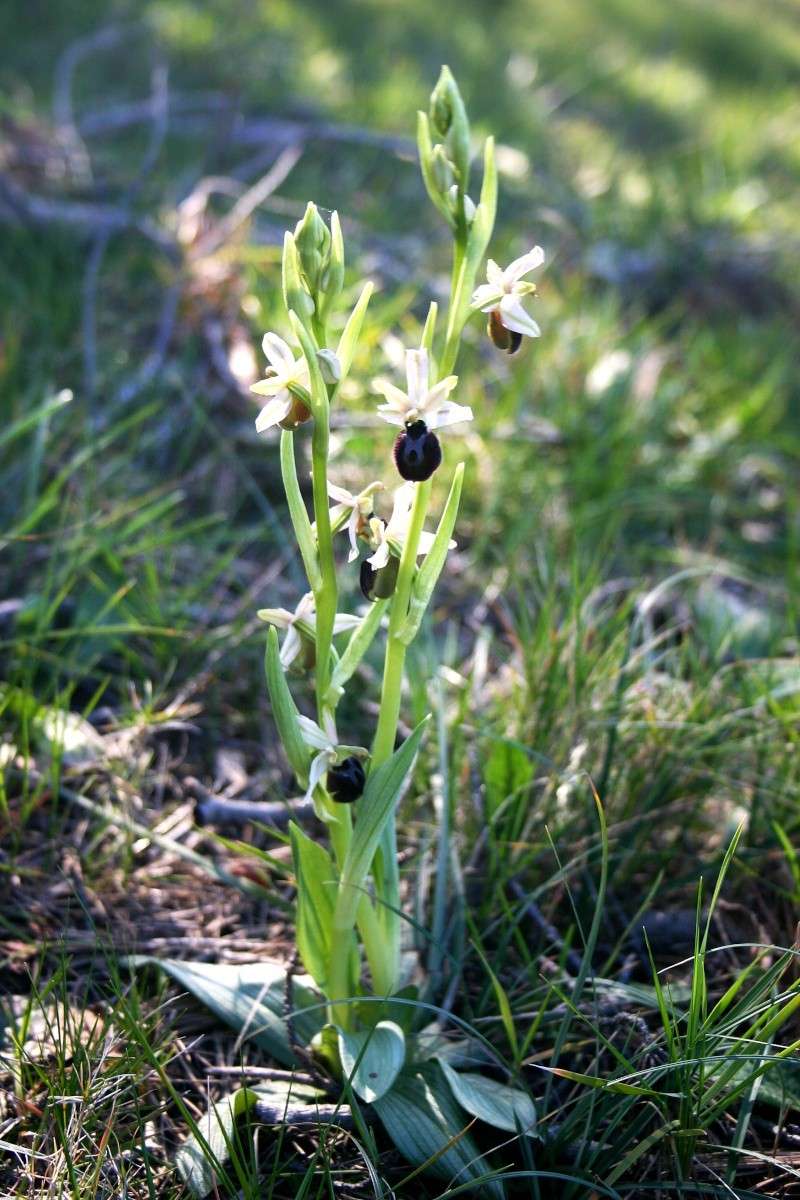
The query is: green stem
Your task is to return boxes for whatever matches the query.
[365,479,431,994]
[309,394,353,870]
[439,235,468,377]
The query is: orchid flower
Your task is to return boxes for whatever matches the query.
[257,592,359,669]
[471,246,544,339]
[372,348,472,431]
[251,333,311,433]
[326,480,385,563]
[366,483,455,571]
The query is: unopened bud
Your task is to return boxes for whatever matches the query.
[429,66,470,187]
[431,144,456,195]
[448,185,476,224]
[316,349,341,385]
[294,202,331,295]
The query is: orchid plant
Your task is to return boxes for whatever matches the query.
[138,67,545,1197]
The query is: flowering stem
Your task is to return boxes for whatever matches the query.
[439,234,468,377]
[309,390,353,869]
[366,478,431,992]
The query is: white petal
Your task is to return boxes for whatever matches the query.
[376,407,407,427]
[305,750,331,801]
[417,531,456,556]
[333,612,361,634]
[254,393,292,431]
[367,539,391,570]
[347,510,360,563]
[422,375,459,414]
[372,377,410,412]
[427,401,474,430]
[279,625,302,669]
[256,606,295,628]
[262,332,295,371]
[327,482,354,505]
[297,715,333,751]
[504,246,545,284]
[471,283,502,310]
[405,348,429,407]
[486,259,505,287]
[499,294,541,337]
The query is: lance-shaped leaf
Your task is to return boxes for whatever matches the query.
[279,431,321,591]
[177,1079,326,1198]
[333,718,428,932]
[335,281,373,380]
[318,210,345,324]
[264,627,310,785]
[373,1063,504,1198]
[338,1020,406,1102]
[281,231,314,323]
[399,463,464,646]
[421,300,438,354]
[439,1059,537,1136]
[467,136,497,266]
[124,957,323,1066]
[327,598,389,704]
[290,821,351,993]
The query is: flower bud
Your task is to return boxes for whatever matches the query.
[294,202,331,296]
[360,554,399,601]
[431,144,456,195]
[327,756,366,803]
[429,66,470,187]
[448,185,476,225]
[488,309,522,354]
[393,420,442,482]
[316,348,341,385]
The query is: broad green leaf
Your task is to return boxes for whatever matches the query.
[327,598,389,703]
[334,719,428,931]
[290,821,343,992]
[373,1063,504,1198]
[279,431,321,591]
[125,957,323,1067]
[399,463,464,645]
[338,1020,406,1102]
[483,739,533,818]
[335,281,373,379]
[468,136,497,264]
[439,1060,536,1136]
[176,1079,324,1198]
[264,627,310,785]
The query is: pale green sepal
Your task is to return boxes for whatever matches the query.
[439,1059,537,1136]
[399,462,464,645]
[264,627,311,784]
[337,1020,406,1101]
